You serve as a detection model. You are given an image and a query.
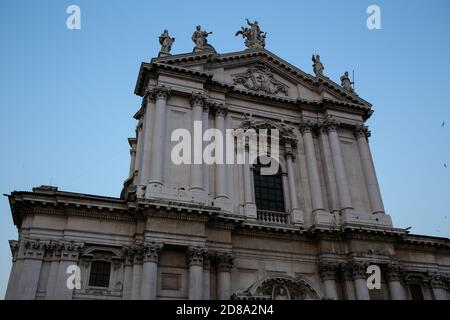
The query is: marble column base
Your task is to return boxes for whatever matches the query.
[341,211,392,227]
[291,209,304,225]
[244,203,257,220]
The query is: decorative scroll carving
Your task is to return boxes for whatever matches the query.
[232,63,289,96]
[240,118,296,146]
[232,275,320,300]
[428,272,448,289]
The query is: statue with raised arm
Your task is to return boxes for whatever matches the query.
[340,71,354,92]
[235,19,266,49]
[192,25,215,52]
[158,29,175,56]
[312,54,324,76]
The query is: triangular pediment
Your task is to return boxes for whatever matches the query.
[137,49,371,108]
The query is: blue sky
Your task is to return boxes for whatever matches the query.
[0,0,449,298]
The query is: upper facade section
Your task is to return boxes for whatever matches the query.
[135,24,373,121]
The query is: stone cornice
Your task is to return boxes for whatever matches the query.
[136,49,372,119]
[151,49,370,106]
[7,190,450,251]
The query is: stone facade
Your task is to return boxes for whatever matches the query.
[5,44,450,300]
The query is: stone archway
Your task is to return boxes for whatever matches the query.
[232,275,321,300]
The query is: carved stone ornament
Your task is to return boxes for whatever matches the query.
[186,247,207,266]
[232,63,289,96]
[240,117,296,146]
[235,19,266,49]
[232,275,320,300]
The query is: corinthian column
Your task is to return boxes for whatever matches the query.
[215,253,234,300]
[203,253,211,300]
[15,240,46,300]
[352,262,370,300]
[385,264,406,300]
[190,93,205,191]
[147,86,171,189]
[323,117,353,213]
[285,142,299,212]
[140,243,162,300]
[202,104,210,194]
[139,93,153,191]
[319,261,339,300]
[187,247,205,300]
[214,103,228,199]
[354,125,385,214]
[53,242,82,300]
[299,120,325,213]
[243,144,257,219]
[428,272,448,300]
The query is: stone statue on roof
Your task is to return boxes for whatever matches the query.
[340,71,354,92]
[312,54,324,76]
[235,19,266,49]
[158,29,175,56]
[192,25,216,53]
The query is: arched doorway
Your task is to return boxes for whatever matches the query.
[232,275,321,300]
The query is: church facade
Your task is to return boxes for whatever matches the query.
[5,24,450,300]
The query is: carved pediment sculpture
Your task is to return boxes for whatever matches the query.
[232,63,289,96]
[240,117,296,145]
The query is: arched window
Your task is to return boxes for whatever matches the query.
[88,261,111,287]
[408,284,424,300]
[253,162,285,212]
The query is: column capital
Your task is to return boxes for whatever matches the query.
[186,247,207,267]
[203,252,212,270]
[211,102,228,117]
[22,239,48,260]
[190,92,207,107]
[385,263,403,282]
[319,261,339,280]
[350,261,370,279]
[428,272,448,289]
[214,252,234,272]
[354,124,371,139]
[145,85,171,102]
[341,262,354,281]
[285,149,296,160]
[299,119,316,134]
[142,242,163,263]
[320,116,340,133]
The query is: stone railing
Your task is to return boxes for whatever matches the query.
[257,210,290,224]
